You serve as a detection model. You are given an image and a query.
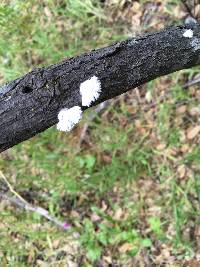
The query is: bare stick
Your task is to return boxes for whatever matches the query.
[1,24,200,152]
[183,75,200,88]
[78,101,108,149]
[0,171,71,230]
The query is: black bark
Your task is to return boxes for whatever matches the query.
[1,24,200,153]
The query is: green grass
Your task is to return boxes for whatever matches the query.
[0,0,125,81]
[0,0,200,266]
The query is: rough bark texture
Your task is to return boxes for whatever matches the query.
[1,24,200,152]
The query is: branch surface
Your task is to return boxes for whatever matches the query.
[1,24,200,152]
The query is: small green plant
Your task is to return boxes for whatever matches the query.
[79,206,153,262]
[185,145,200,165]
[148,217,164,239]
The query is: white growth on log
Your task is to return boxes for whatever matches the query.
[57,106,82,132]
[80,76,101,107]
[183,29,193,38]
[191,38,200,51]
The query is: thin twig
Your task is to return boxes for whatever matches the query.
[0,171,27,204]
[77,101,109,149]
[0,171,71,230]
[183,76,200,88]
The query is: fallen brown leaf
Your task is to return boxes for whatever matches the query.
[187,126,200,140]
[119,243,133,253]
[177,165,186,179]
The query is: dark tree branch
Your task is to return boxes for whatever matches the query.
[1,24,200,153]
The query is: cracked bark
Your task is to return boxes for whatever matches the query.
[0,24,200,153]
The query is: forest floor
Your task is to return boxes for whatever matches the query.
[0,0,200,266]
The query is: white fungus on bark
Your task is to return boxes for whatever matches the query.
[57,106,82,132]
[80,76,101,107]
[191,38,200,51]
[183,29,193,38]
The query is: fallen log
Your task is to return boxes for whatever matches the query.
[1,23,200,152]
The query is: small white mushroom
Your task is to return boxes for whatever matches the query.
[80,76,101,107]
[57,106,82,132]
[183,29,193,38]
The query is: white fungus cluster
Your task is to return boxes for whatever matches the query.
[57,75,102,132]
[182,28,200,51]
[183,29,193,38]
[57,106,82,132]
[191,38,200,51]
[80,76,101,107]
